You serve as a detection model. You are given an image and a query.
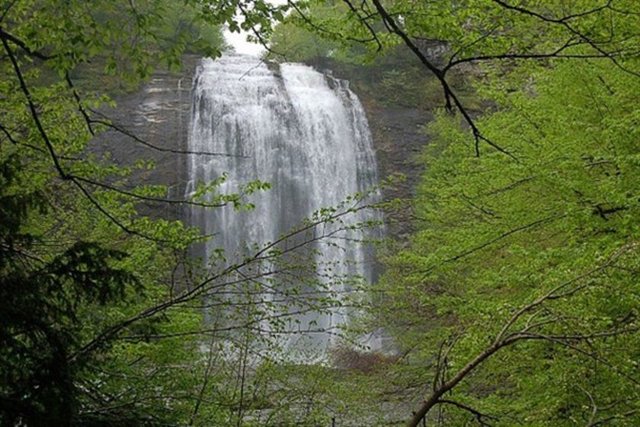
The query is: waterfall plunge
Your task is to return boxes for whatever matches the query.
[186,54,380,358]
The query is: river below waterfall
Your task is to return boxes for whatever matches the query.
[186,54,381,358]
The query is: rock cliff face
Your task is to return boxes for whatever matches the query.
[91,55,201,220]
[353,92,431,238]
[95,54,433,235]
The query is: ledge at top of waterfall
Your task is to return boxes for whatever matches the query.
[186,53,382,361]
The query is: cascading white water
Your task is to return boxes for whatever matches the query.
[186,54,380,357]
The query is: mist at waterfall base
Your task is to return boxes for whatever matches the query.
[186,54,383,361]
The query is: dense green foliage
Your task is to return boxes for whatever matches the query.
[379,58,640,425]
[0,0,230,424]
[268,0,640,425]
[358,2,640,425]
[0,155,133,425]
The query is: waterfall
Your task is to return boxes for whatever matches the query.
[186,54,380,358]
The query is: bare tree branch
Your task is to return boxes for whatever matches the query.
[65,73,95,136]
[72,175,230,209]
[1,32,70,180]
[88,110,246,158]
[0,122,18,145]
[408,242,639,426]
[489,0,640,79]
[420,214,563,279]
[438,399,498,426]
[367,0,515,159]
[0,27,54,60]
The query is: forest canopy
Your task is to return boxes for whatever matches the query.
[2,0,640,426]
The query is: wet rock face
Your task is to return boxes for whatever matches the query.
[359,95,432,238]
[90,55,200,219]
[368,106,429,195]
